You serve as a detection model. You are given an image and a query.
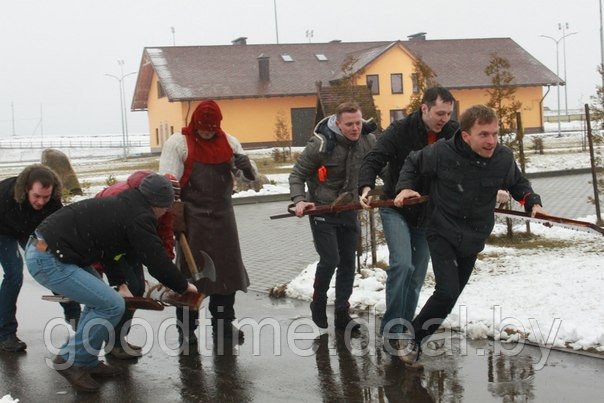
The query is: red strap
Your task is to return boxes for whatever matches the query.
[519,192,532,206]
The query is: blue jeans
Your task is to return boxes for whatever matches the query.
[0,234,23,340]
[25,236,124,367]
[379,207,429,337]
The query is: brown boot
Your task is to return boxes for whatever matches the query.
[52,355,100,392]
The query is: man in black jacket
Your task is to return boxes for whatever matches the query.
[358,87,458,352]
[394,105,546,367]
[0,164,65,352]
[24,173,197,392]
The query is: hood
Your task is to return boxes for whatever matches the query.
[14,164,62,204]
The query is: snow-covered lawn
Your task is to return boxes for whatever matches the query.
[285,217,604,352]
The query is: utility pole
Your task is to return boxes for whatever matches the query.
[273,0,279,44]
[11,102,15,136]
[171,26,175,46]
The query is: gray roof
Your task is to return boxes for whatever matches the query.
[132,38,559,110]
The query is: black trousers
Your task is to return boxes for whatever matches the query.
[309,211,358,311]
[107,257,145,347]
[176,293,236,333]
[411,234,477,342]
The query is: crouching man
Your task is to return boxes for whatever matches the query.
[24,173,197,392]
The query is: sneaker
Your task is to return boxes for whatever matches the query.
[0,334,27,352]
[52,355,100,393]
[398,339,423,369]
[211,319,244,342]
[310,302,328,329]
[107,345,142,360]
[87,361,123,377]
[334,309,361,332]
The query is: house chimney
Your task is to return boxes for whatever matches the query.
[257,54,270,81]
[231,36,248,45]
[407,32,427,41]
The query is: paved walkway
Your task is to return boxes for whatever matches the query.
[236,173,601,293]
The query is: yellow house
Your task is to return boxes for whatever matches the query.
[132,36,560,152]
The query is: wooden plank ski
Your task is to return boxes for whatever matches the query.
[269,196,429,219]
[494,208,604,237]
[42,295,164,311]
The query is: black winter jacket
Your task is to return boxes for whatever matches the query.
[358,110,459,227]
[0,177,62,247]
[396,132,542,256]
[36,189,188,293]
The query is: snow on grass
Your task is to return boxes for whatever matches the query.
[284,217,604,352]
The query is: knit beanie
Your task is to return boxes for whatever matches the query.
[139,173,174,208]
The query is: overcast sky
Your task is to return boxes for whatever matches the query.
[1,0,602,136]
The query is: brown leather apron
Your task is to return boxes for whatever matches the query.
[177,161,249,295]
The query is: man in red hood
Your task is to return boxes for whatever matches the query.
[160,100,256,349]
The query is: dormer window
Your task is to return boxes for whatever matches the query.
[280,53,294,62]
[315,53,328,61]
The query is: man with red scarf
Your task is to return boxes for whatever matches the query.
[159,100,255,348]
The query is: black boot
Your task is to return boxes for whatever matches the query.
[334,308,361,332]
[178,327,198,347]
[211,319,244,342]
[310,301,328,329]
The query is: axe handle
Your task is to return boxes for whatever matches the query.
[179,232,200,277]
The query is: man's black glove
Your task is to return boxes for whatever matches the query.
[234,153,255,181]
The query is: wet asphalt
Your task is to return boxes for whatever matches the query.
[1,275,603,402]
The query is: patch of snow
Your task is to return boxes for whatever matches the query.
[284,218,604,352]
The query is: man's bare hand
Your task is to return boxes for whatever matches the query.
[531,204,548,217]
[118,284,133,298]
[359,186,372,209]
[394,189,420,207]
[295,201,315,217]
[496,190,510,204]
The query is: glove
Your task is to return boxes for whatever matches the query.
[233,153,255,181]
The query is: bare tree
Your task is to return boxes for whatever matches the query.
[405,57,437,115]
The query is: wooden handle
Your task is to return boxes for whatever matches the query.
[179,232,199,276]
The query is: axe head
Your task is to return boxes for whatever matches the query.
[194,250,217,283]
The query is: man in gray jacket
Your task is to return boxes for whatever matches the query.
[289,102,376,331]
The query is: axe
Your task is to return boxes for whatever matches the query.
[170,201,216,282]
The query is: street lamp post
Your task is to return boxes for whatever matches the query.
[105,66,137,160]
[559,22,570,116]
[540,32,578,136]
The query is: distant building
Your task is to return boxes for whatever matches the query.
[131,35,560,152]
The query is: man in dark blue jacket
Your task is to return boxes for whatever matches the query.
[394,105,546,367]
